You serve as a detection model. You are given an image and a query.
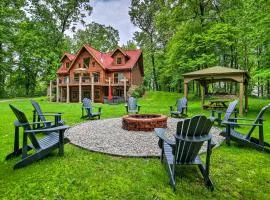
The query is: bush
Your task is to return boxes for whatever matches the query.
[131,86,145,98]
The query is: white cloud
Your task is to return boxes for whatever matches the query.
[66,0,139,45]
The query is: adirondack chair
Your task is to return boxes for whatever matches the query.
[170,97,188,117]
[6,105,70,169]
[31,100,64,128]
[222,104,270,153]
[211,100,238,126]
[155,115,215,191]
[125,97,141,114]
[81,98,101,119]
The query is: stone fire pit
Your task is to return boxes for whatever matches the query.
[122,114,168,131]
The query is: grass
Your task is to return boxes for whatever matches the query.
[0,91,269,199]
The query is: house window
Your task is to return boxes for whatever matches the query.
[117,57,122,64]
[66,62,70,68]
[113,87,124,97]
[92,61,95,67]
[82,73,90,83]
[114,73,124,84]
[83,57,90,68]
[93,72,100,83]
[74,74,79,82]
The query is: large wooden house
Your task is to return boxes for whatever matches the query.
[55,44,144,103]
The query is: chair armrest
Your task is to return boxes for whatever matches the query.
[15,121,52,127]
[175,134,212,142]
[222,121,262,126]
[93,106,102,112]
[83,106,91,109]
[229,118,260,121]
[38,113,62,116]
[155,128,175,146]
[29,121,52,125]
[25,125,69,134]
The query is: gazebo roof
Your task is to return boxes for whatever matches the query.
[183,66,249,77]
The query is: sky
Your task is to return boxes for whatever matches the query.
[71,0,138,45]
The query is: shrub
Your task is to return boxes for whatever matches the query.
[131,86,145,98]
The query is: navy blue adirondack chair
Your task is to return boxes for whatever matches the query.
[6,105,70,169]
[155,115,215,191]
[211,100,238,126]
[81,98,101,119]
[222,104,270,153]
[125,97,141,114]
[170,97,188,117]
[31,100,64,128]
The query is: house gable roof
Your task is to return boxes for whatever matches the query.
[60,53,75,62]
[58,44,142,74]
[110,47,130,59]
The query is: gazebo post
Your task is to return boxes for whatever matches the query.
[245,83,248,114]
[184,82,188,98]
[200,82,205,108]
[239,82,244,115]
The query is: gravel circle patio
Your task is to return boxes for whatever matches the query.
[66,117,225,157]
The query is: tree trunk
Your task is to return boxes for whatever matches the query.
[151,52,158,91]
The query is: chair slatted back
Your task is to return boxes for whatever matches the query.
[82,98,92,112]
[9,104,41,149]
[31,100,49,127]
[128,97,137,110]
[177,97,187,113]
[222,100,238,123]
[175,115,213,163]
[246,104,270,138]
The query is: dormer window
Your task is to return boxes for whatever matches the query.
[117,57,122,65]
[83,57,90,68]
[66,62,70,68]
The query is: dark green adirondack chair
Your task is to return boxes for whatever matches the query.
[211,100,238,126]
[155,115,215,191]
[31,100,64,128]
[170,97,188,117]
[222,104,270,153]
[125,97,141,114]
[81,98,101,119]
[6,105,70,169]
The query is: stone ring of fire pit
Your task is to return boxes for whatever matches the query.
[122,114,168,131]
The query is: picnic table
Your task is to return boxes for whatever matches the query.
[203,100,229,110]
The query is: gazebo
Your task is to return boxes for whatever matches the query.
[183,66,250,115]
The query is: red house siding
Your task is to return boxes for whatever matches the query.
[56,45,143,103]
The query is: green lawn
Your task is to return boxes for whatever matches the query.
[0,91,269,199]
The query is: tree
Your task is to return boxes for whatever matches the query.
[129,0,160,90]
[73,22,119,52]
[0,0,26,97]
[121,40,137,50]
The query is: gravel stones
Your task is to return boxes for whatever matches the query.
[66,118,225,157]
